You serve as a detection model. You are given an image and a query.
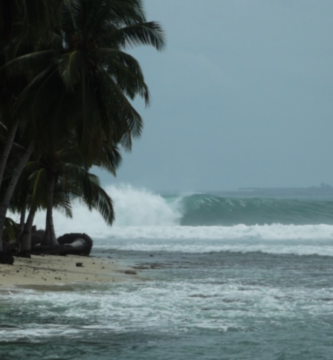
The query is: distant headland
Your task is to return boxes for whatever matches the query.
[234,183,333,198]
[239,183,333,193]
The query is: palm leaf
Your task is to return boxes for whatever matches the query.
[0,50,58,78]
[112,21,165,50]
[95,48,150,104]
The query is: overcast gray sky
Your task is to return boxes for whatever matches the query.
[97,0,333,192]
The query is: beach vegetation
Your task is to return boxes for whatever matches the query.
[0,0,165,254]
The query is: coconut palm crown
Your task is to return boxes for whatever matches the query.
[10,0,165,158]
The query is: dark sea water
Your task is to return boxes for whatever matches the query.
[2,185,333,359]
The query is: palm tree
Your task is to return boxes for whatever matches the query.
[11,0,165,157]
[0,0,65,250]
[60,0,165,153]
[0,0,165,249]
[15,139,120,249]
[13,152,119,252]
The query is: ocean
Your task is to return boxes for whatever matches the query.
[1,185,333,359]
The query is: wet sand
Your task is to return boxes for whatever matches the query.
[0,254,138,287]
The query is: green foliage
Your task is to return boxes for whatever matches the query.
[1,0,165,156]
[0,0,165,244]
[3,217,19,244]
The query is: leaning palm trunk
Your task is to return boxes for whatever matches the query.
[0,119,19,189]
[42,174,57,246]
[0,141,34,250]
[18,204,36,252]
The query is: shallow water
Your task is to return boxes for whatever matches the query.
[1,241,333,359]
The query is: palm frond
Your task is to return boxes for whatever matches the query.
[95,67,144,150]
[93,142,122,175]
[112,21,165,50]
[57,50,85,90]
[95,48,150,104]
[80,176,114,225]
[3,217,19,243]
[0,50,58,79]
[53,191,73,218]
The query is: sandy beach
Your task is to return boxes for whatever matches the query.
[0,254,138,287]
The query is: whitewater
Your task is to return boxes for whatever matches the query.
[30,184,333,257]
[2,185,333,359]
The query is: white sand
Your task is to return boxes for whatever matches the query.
[0,254,139,287]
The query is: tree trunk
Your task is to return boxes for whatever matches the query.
[19,202,27,233]
[42,173,57,246]
[0,141,34,250]
[18,205,36,252]
[0,119,19,189]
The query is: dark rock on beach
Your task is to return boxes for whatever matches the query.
[57,233,93,256]
[124,270,137,275]
[32,232,93,256]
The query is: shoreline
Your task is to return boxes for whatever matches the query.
[0,254,139,288]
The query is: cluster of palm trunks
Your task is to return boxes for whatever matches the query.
[0,232,93,264]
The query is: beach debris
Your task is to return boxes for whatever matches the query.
[133,265,149,270]
[124,270,137,275]
[76,262,83,267]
